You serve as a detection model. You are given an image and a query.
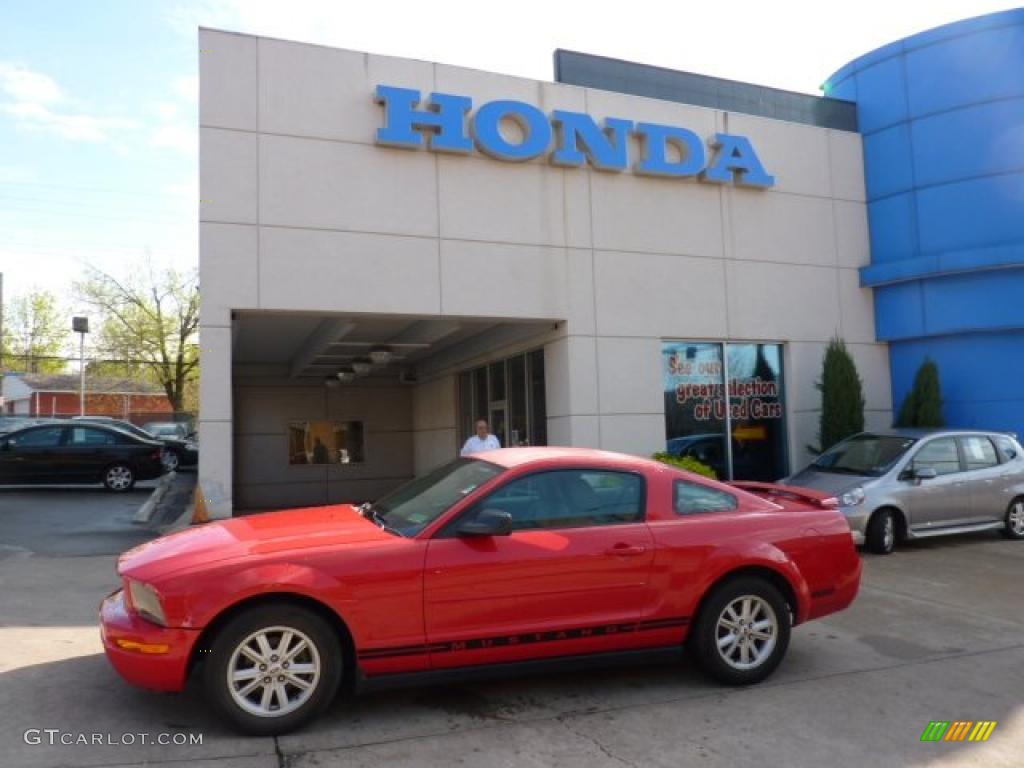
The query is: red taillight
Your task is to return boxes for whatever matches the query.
[152,450,162,461]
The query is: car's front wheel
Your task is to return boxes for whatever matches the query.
[163,450,180,472]
[103,463,135,492]
[689,577,791,685]
[202,603,342,735]
[865,508,897,555]
[1002,498,1024,540]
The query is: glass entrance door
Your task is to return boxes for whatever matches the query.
[458,349,546,451]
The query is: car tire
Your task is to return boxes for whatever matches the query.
[202,603,343,736]
[1002,498,1024,540]
[103,463,135,492]
[163,450,180,472]
[865,509,897,555]
[689,577,791,686]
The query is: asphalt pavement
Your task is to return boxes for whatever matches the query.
[0,494,1022,768]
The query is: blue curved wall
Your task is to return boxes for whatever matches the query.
[826,9,1024,434]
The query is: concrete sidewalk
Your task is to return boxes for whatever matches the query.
[0,528,1021,767]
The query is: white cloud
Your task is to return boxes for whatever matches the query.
[0,62,64,104]
[173,75,198,102]
[151,120,196,154]
[0,61,138,143]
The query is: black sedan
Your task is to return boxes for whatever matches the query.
[74,418,198,471]
[0,423,167,492]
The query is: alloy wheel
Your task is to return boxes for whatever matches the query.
[1010,501,1024,536]
[227,626,321,718]
[714,595,778,671]
[106,465,133,491]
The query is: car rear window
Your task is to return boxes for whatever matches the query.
[674,480,738,515]
[994,435,1020,461]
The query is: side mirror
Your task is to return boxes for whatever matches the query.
[914,466,938,480]
[457,508,513,537]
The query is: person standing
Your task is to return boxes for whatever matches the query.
[461,419,501,455]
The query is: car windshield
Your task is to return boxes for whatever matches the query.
[812,434,916,476]
[373,457,504,536]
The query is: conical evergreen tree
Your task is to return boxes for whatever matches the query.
[813,336,865,453]
[895,358,944,427]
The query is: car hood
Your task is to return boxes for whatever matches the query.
[783,468,873,495]
[119,504,395,582]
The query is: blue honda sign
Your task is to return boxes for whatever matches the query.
[374,84,775,188]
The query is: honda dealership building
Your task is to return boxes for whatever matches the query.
[197,9,1023,517]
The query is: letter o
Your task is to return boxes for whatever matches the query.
[471,100,552,162]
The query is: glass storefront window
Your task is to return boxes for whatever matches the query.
[663,342,729,479]
[663,341,787,481]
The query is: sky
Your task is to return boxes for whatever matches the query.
[0,0,1019,318]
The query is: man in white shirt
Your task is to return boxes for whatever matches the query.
[461,419,501,455]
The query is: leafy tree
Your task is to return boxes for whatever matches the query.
[895,358,944,428]
[2,289,68,373]
[75,262,199,412]
[811,337,865,454]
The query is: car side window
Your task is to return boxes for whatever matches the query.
[474,469,644,531]
[674,480,738,515]
[993,435,1019,461]
[69,427,118,446]
[911,438,962,476]
[959,436,999,471]
[10,427,65,447]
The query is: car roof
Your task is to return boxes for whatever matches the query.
[857,428,1017,439]
[472,446,665,471]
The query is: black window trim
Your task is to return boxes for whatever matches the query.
[672,477,739,517]
[436,466,649,538]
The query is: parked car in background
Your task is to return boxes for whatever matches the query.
[143,421,192,440]
[101,447,861,735]
[76,418,198,471]
[784,429,1024,554]
[666,433,758,479]
[0,422,166,491]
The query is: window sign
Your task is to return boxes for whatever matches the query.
[663,342,787,481]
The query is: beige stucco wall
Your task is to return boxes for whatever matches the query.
[199,28,890,517]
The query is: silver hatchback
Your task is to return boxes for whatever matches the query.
[784,429,1024,554]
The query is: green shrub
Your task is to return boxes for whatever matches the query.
[651,452,717,479]
[811,336,865,454]
[895,358,944,428]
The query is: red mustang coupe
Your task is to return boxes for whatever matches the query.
[100,447,861,734]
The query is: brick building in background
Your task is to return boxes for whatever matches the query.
[1,373,173,423]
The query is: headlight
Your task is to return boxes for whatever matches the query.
[838,487,866,507]
[127,580,167,626]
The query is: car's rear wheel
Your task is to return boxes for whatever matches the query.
[690,577,791,685]
[202,604,342,736]
[1002,498,1024,540]
[103,463,135,492]
[865,508,897,555]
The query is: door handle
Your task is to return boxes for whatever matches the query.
[605,543,647,557]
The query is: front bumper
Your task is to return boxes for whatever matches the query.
[840,506,870,546]
[99,590,199,692]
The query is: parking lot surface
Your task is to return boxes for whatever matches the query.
[0,497,1021,768]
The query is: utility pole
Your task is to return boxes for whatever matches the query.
[72,316,89,415]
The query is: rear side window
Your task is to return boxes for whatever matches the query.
[960,436,999,470]
[70,427,120,446]
[994,435,1020,461]
[912,438,961,476]
[674,480,737,515]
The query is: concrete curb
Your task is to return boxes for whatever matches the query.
[132,472,175,524]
